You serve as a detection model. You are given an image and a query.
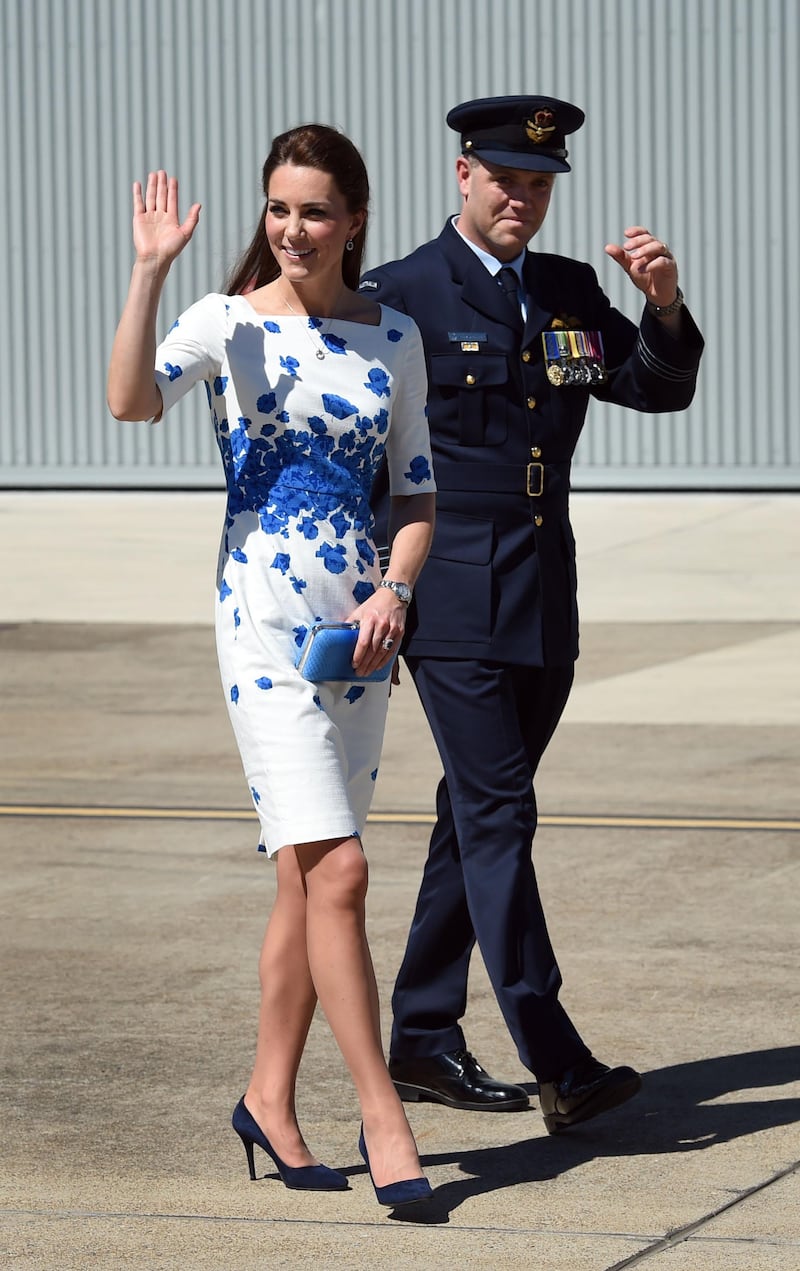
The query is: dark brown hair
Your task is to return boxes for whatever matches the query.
[224,124,370,295]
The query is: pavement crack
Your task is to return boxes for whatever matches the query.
[603,1157,800,1269]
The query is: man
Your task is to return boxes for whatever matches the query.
[361,96,703,1132]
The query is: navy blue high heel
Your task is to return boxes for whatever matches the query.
[358,1125,433,1206]
[232,1097,348,1191]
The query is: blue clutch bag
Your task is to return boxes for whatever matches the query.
[294,621,395,683]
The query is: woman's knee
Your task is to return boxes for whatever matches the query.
[305,836,369,908]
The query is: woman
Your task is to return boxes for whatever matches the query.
[107,125,436,1207]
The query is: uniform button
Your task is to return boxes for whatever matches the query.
[531,446,542,459]
[527,396,536,410]
[534,515,543,527]
[522,350,531,362]
[465,374,476,386]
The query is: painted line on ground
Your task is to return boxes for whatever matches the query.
[0,805,798,831]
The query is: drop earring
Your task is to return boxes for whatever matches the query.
[345,239,355,252]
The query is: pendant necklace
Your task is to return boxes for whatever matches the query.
[281,290,343,360]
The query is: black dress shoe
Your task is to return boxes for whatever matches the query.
[389,1049,530,1112]
[538,1057,642,1134]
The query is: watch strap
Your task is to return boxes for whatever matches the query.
[646,286,684,318]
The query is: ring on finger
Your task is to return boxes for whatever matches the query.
[381,637,395,651]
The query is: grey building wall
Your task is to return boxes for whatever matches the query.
[1,0,797,489]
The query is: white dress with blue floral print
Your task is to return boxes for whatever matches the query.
[154,293,435,857]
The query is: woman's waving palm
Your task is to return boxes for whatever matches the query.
[132,169,201,268]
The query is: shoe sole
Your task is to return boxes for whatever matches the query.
[542,1072,643,1134]
[392,1079,530,1112]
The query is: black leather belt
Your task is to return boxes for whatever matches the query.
[433,461,569,497]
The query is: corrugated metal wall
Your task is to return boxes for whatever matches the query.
[1,0,797,488]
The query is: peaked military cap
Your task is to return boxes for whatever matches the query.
[446,95,585,173]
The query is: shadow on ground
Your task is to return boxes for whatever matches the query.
[382,1046,800,1224]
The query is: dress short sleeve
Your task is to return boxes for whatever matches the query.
[383,314,436,497]
[153,293,228,418]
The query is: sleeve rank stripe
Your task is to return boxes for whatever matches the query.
[637,334,697,381]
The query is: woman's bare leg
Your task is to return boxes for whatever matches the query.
[243,844,321,1167]
[296,835,424,1188]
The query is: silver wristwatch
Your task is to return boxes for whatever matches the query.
[646,286,684,318]
[380,579,413,605]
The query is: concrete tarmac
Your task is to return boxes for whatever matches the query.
[0,491,798,1270]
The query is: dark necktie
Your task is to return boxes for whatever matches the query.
[497,267,522,323]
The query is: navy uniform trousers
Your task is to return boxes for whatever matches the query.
[398,656,587,1080]
[361,219,704,1081]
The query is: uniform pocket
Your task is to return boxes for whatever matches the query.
[412,511,494,642]
[429,354,510,446]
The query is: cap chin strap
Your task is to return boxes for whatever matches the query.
[465,140,568,161]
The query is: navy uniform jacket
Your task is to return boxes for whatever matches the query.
[362,219,704,666]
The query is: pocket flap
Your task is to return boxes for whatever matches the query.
[428,510,493,564]
[429,354,509,389]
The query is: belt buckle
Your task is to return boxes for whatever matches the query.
[526,461,544,497]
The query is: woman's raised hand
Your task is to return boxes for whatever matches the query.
[132,170,201,269]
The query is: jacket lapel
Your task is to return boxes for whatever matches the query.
[438,222,523,333]
[436,222,556,353]
[521,253,553,347]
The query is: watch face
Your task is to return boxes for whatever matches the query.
[383,580,412,604]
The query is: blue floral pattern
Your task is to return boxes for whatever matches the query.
[153,294,434,859]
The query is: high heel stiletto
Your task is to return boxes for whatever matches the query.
[358,1125,433,1207]
[232,1097,348,1191]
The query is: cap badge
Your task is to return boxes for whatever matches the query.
[525,110,556,145]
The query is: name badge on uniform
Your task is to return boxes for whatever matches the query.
[449,331,487,352]
[542,327,607,386]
